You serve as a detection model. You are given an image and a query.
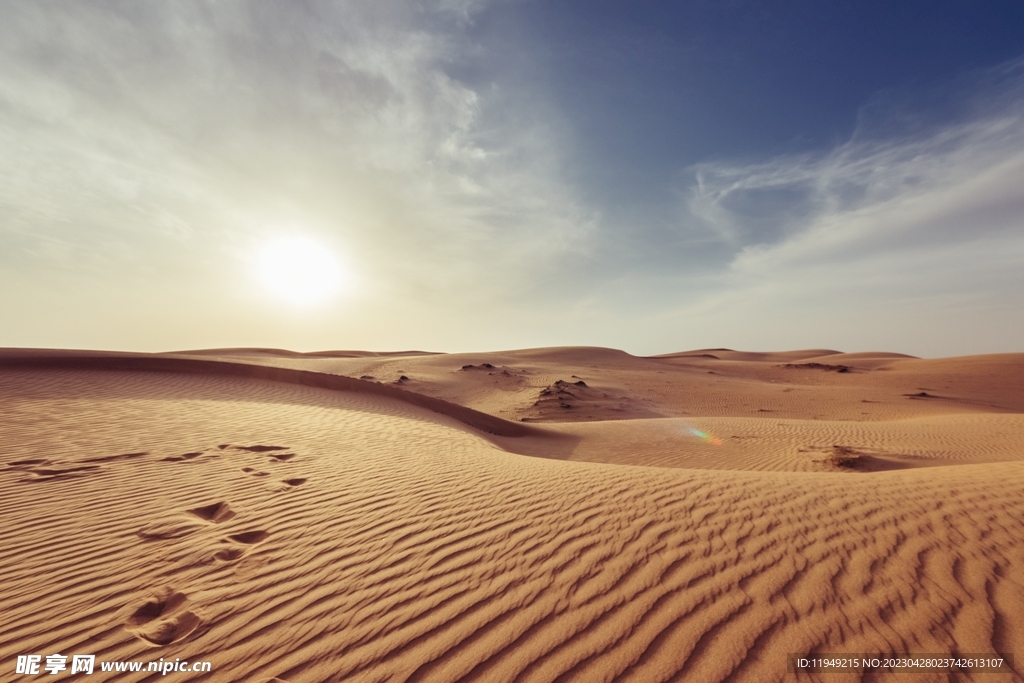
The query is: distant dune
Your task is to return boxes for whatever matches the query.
[2,346,1022,682]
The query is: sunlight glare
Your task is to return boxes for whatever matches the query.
[256,236,345,306]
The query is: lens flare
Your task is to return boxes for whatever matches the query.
[683,423,722,446]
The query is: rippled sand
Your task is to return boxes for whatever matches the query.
[2,348,1022,682]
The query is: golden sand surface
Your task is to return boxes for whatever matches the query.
[1,347,1022,682]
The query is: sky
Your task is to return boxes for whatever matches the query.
[2,0,1024,357]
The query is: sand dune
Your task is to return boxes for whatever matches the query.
[2,348,1022,682]
[0,350,542,440]
[163,345,1024,422]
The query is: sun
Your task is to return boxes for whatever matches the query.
[256,236,345,306]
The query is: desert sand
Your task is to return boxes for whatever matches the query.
[1,346,1022,682]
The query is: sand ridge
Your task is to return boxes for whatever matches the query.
[161,345,1024,423]
[1,348,1023,682]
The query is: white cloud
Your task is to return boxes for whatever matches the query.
[660,60,1024,356]
[0,0,593,315]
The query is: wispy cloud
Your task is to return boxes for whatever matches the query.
[657,59,1024,355]
[0,1,592,309]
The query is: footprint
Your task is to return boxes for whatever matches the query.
[188,502,235,523]
[213,547,245,562]
[141,501,239,539]
[163,451,205,462]
[137,613,203,646]
[125,589,189,626]
[124,588,203,646]
[229,530,269,544]
[268,477,307,492]
[213,530,269,563]
[240,465,270,477]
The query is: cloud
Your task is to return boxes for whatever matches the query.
[659,58,1024,355]
[0,0,592,307]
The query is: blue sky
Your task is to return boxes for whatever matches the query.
[464,1,1024,198]
[2,1,1023,356]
